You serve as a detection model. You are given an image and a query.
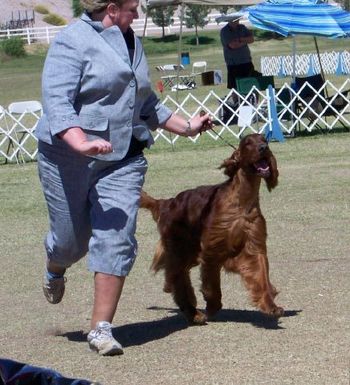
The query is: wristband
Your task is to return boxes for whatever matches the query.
[186,120,192,135]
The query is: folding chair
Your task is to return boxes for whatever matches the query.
[294,73,350,131]
[236,76,293,133]
[235,76,275,105]
[156,64,184,89]
[235,76,275,118]
[156,64,196,90]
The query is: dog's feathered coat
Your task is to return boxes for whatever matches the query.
[141,134,284,324]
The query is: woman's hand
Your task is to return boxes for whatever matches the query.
[58,127,113,156]
[186,112,213,137]
[72,138,113,156]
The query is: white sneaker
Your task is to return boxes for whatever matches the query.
[87,321,123,356]
[43,276,66,304]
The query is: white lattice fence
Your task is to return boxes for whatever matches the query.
[261,51,350,77]
[0,105,40,163]
[1,79,350,164]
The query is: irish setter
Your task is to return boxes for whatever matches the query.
[141,133,284,325]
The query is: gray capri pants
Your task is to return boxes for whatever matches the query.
[37,141,148,276]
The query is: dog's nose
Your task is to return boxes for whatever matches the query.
[259,143,267,154]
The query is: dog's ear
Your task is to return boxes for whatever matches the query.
[219,149,240,178]
[265,152,279,191]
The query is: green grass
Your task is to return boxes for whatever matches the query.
[0,133,349,384]
[1,30,350,107]
[34,5,50,14]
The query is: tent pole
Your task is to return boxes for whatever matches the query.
[314,36,329,98]
[141,7,149,42]
[292,36,296,85]
[175,2,185,102]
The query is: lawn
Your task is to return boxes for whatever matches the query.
[0,133,349,384]
[1,29,349,106]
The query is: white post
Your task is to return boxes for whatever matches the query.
[46,27,50,44]
[26,28,31,45]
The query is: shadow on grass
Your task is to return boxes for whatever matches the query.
[58,308,301,347]
[293,126,350,137]
[209,308,301,330]
[185,36,216,45]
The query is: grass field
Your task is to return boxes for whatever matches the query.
[0,133,349,384]
[1,30,350,107]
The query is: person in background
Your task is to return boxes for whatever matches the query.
[36,0,212,357]
[220,17,255,89]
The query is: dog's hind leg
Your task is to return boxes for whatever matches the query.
[151,241,173,292]
[239,253,284,318]
[200,261,223,319]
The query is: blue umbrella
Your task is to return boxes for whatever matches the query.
[244,0,350,39]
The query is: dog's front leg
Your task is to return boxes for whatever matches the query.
[167,268,207,325]
[239,253,284,318]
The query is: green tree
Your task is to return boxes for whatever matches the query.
[218,6,231,14]
[184,5,211,46]
[72,0,83,17]
[145,5,175,38]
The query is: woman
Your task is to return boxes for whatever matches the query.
[36,0,211,356]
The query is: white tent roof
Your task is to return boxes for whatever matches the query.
[147,0,261,8]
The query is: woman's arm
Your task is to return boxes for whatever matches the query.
[161,112,212,137]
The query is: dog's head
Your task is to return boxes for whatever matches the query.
[219,134,279,191]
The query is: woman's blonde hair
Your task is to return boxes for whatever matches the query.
[80,0,126,13]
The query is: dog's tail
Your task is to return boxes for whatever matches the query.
[139,190,161,221]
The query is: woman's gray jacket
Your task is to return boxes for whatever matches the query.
[36,12,172,160]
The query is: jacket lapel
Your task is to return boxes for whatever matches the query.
[81,12,132,67]
[100,27,131,66]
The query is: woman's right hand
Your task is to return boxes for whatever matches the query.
[72,138,113,156]
[58,127,113,155]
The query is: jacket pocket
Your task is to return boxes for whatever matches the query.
[79,114,109,132]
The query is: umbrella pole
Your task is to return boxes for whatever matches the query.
[314,37,329,98]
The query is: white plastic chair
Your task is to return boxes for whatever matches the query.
[191,61,207,75]
[7,100,42,162]
[8,100,43,116]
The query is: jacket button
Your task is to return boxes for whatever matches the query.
[129,79,135,87]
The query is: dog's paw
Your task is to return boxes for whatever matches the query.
[191,310,208,325]
[163,281,172,293]
[268,306,284,318]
